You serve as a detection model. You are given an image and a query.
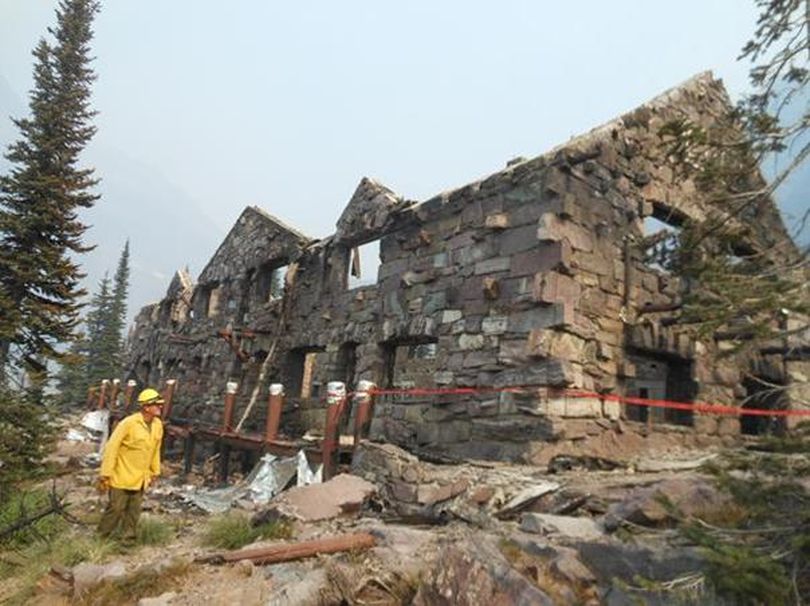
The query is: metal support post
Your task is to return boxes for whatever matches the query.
[352,380,376,456]
[265,383,284,442]
[322,381,346,481]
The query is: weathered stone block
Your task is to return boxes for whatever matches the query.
[432,252,449,268]
[423,291,447,315]
[545,398,567,416]
[509,305,572,334]
[482,316,508,335]
[533,271,581,304]
[527,329,586,360]
[434,371,454,385]
[564,397,601,418]
[463,351,491,368]
[458,333,485,350]
[485,213,509,229]
[603,399,621,419]
[474,257,511,275]
[440,309,463,324]
[499,224,539,255]
[573,250,613,277]
[416,423,439,444]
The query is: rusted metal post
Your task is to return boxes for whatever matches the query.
[352,380,376,455]
[222,381,238,433]
[97,379,109,410]
[265,383,285,442]
[219,381,239,483]
[109,379,121,411]
[322,381,346,481]
[162,379,177,421]
[212,532,376,565]
[123,379,137,413]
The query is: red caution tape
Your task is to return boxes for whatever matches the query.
[367,386,810,418]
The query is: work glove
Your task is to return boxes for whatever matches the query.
[97,476,110,493]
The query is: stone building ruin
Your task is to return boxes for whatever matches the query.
[125,72,808,462]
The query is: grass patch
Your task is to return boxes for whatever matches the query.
[136,515,174,546]
[0,530,120,605]
[76,558,192,606]
[201,511,293,550]
[0,487,67,549]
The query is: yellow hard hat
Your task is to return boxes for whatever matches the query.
[137,388,164,406]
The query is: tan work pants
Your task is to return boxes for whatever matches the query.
[97,487,143,540]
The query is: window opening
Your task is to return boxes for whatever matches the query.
[642,217,680,274]
[347,240,381,290]
[625,353,694,427]
[382,338,439,389]
[284,347,325,399]
[741,376,785,435]
[256,262,288,302]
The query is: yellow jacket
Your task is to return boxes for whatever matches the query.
[101,412,163,490]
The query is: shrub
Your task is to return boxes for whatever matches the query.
[202,511,292,550]
[75,559,191,605]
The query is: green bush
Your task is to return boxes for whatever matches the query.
[201,511,292,550]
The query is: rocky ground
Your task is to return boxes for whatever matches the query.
[1,419,808,605]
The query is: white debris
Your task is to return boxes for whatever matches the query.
[296,450,322,486]
[185,451,310,513]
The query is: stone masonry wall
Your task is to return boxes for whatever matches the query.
[123,72,805,461]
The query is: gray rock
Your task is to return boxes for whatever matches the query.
[606,476,729,527]
[413,534,554,606]
[520,512,604,540]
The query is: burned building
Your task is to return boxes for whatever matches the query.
[125,72,808,461]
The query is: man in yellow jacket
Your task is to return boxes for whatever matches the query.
[98,387,164,541]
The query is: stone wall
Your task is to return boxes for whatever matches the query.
[123,72,805,460]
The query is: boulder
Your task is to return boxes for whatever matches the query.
[413,535,554,605]
[273,473,376,521]
[605,476,728,527]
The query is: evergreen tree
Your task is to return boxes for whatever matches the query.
[0,0,100,379]
[85,273,114,385]
[55,242,131,407]
[54,331,90,408]
[108,240,130,369]
[658,0,809,359]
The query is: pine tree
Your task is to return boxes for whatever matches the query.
[658,0,809,359]
[0,0,100,379]
[84,273,114,385]
[108,240,130,370]
[55,243,131,406]
[54,331,90,408]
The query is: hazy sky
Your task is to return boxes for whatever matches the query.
[0,1,802,312]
